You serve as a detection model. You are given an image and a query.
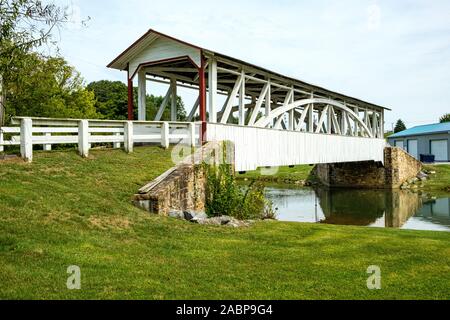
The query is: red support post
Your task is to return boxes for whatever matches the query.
[127,67,134,120]
[198,54,207,144]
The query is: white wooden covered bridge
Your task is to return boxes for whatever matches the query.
[108,29,388,170]
[0,29,389,171]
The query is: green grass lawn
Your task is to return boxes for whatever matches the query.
[0,147,449,300]
[422,164,450,192]
[236,165,314,183]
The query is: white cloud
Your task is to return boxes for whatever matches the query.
[53,0,450,127]
[66,1,83,30]
[367,3,381,31]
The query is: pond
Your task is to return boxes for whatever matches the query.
[265,186,450,232]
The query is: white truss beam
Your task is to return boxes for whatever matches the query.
[220,75,243,124]
[155,86,172,121]
[248,82,270,126]
[315,106,329,134]
[171,78,177,121]
[187,97,200,121]
[238,71,246,125]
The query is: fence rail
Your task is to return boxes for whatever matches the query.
[0,117,200,162]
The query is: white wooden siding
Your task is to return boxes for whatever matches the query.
[129,37,201,77]
[206,123,386,171]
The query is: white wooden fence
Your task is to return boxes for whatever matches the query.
[0,117,199,162]
[206,123,387,171]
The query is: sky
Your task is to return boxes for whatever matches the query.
[53,0,450,130]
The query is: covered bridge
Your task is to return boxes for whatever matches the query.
[108,29,389,142]
[107,29,389,171]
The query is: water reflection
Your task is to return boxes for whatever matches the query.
[265,186,450,232]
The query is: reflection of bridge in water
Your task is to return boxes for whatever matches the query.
[315,189,448,228]
[265,187,450,230]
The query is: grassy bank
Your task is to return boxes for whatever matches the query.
[236,165,314,184]
[0,147,449,300]
[422,164,450,192]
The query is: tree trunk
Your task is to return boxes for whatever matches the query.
[0,75,4,126]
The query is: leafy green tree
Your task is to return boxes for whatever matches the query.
[394,119,407,133]
[439,113,450,123]
[86,80,128,120]
[87,80,187,121]
[5,53,99,120]
[1,0,72,124]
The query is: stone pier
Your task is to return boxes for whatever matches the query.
[313,147,422,189]
[133,141,234,215]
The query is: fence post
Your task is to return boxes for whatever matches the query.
[113,132,121,149]
[161,122,169,149]
[0,128,3,153]
[43,133,52,151]
[20,118,33,162]
[188,123,196,147]
[124,121,133,153]
[78,120,89,157]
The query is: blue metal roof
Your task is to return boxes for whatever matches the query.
[389,122,450,138]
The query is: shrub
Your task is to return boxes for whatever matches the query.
[203,162,277,220]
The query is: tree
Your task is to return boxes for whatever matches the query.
[1,0,73,124]
[5,53,100,120]
[439,113,450,123]
[87,80,187,121]
[86,80,128,120]
[394,119,407,133]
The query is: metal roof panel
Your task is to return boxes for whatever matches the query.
[389,122,450,138]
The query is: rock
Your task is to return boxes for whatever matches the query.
[219,215,232,225]
[183,211,194,221]
[191,215,252,228]
[200,217,223,225]
[191,213,208,223]
[228,220,242,228]
[417,171,428,179]
[192,218,209,225]
[168,210,184,219]
[400,182,410,189]
[227,218,251,228]
[192,211,208,219]
[183,210,207,221]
